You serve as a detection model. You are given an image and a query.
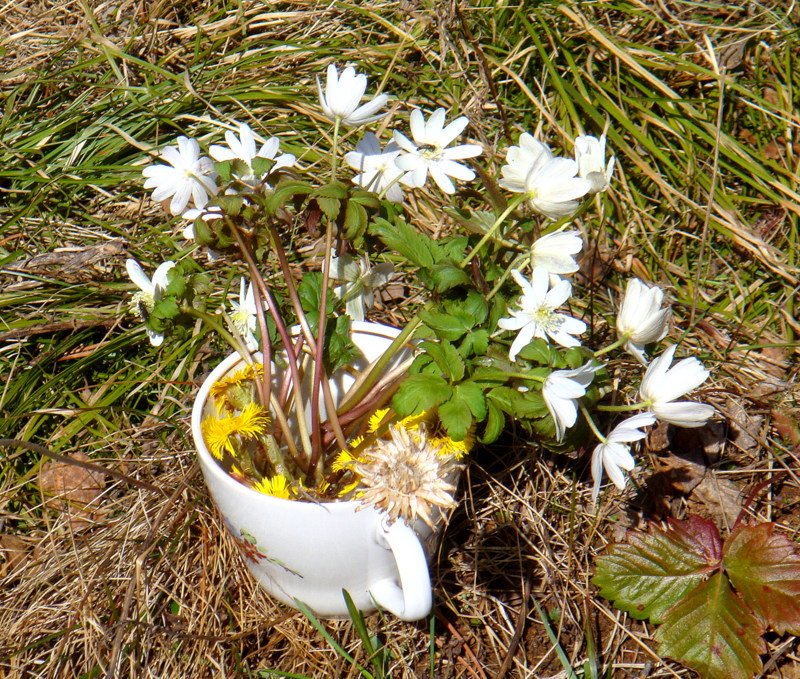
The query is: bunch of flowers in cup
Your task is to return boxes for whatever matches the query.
[126,63,715,526]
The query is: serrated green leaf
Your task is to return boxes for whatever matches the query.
[655,572,765,679]
[438,392,474,442]
[265,180,314,213]
[423,261,470,292]
[419,340,465,382]
[342,200,368,241]
[593,516,722,623]
[313,180,349,199]
[487,386,519,414]
[419,309,470,341]
[393,374,452,417]
[217,194,244,215]
[455,382,486,420]
[369,217,440,267]
[723,522,800,635]
[516,338,555,365]
[297,272,335,333]
[315,195,340,221]
[459,328,489,357]
[251,155,275,178]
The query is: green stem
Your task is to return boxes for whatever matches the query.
[337,315,422,414]
[331,117,341,181]
[579,402,607,443]
[308,220,335,483]
[593,334,627,358]
[596,402,647,413]
[182,307,245,358]
[458,195,526,268]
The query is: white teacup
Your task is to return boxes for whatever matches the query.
[191,322,439,620]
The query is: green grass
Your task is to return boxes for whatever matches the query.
[1,1,798,677]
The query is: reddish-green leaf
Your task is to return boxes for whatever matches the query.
[655,571,765,679]
[592,516,722,622]
[723,522,800,635]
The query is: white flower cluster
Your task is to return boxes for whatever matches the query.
[128,61,714,505]
[499,260,713,501]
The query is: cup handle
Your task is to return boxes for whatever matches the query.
[369,517,432,621]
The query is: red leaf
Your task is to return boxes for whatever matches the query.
[666,514,723,564]
[655,571,766,679]
[593,515,721,623]
[723,522,800,635]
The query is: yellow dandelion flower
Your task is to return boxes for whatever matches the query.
[367,409,391,433]
[253,474,292,499]
[210,364,264,399]
[332,448,359,472]
[234,402,270,437]
[337,478,362,498]
[399,410,429,432]
[429,434,472,460]
[201,414,238,459]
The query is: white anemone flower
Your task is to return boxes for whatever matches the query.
[229,278,258,349]
[330,253,394,322]
[522,156,592,219]
[499,133,592,219]
[574,134,615,194]
[345,132,405,203]
[498,133,552,193]
[542,362,600,442]
[639,345,715,427]
[209,123,296,187]
[591,412,656,501]
[616,279,671,365]
[393,108,483,194]
[317,64,389,127]
[126,258,175,346]
[142,136,217,216]
[498,267,587,361]
[530,230,583,275]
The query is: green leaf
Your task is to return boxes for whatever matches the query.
[654,572,765,679]
[342,200,368,241]
[438,396,473,442]
[481,401,505,444]
[297,272,336,333]
[419,309,472,341]
[439,383,485,441]
[325,316,362,374]
[393,374,452,417]
[315,195,341,222]
[446,291,488,326]
[454,382,486,421]
[459,329,489,357]
[723,522,800,635]
[423,261,470,292]
[369,217,440,267]
[516,338,556,365]
[419,340,465,382]
[313,180,349,199]
[592,515,722,623]
[216,193,244,216]
[251,155,275,178]
[264,180,314,213]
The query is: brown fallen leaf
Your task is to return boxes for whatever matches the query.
[0,534,28,578]
[38,452,108,530]
[725,398,763,457]
[653,447,741,527]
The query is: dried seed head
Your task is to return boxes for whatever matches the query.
[353,425,460,528]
